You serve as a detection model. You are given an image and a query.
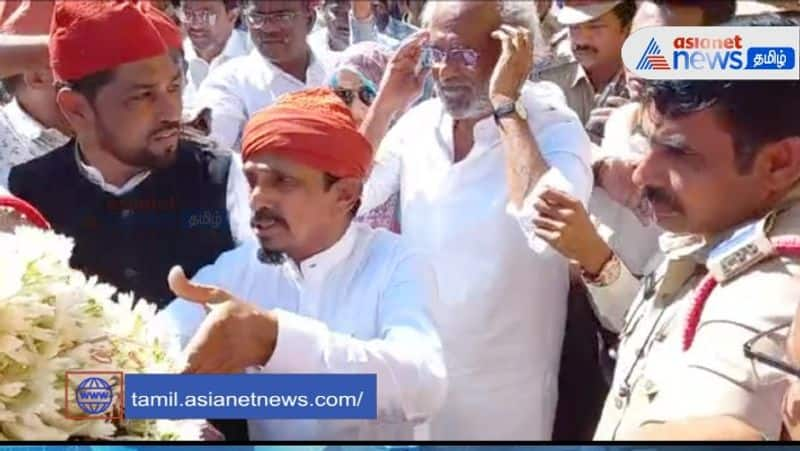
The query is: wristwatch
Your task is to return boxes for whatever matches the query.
[492,97,528,124]
[581,252,622,287]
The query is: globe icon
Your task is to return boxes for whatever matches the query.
[75,376,113,415]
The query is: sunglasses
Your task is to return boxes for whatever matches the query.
[329,71,378,107]
[744,322,800,378]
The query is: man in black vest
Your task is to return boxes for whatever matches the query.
[9,1,253,441]
[9,1,252,312]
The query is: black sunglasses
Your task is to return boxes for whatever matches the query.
[743,322,800,378]
[333,86,377,107]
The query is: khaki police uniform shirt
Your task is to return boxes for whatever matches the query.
[534,60,596,125]
[594,184,800,440]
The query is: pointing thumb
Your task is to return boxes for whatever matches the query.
[168,265,235,309]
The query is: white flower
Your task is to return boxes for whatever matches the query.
[0,227,187,440]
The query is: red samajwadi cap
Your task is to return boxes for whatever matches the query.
[241,88,373,179]
[50,0,181,82]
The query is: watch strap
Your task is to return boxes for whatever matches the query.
[492,102,517,124]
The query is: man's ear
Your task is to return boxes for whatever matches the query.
[757,137,800,195]
[56,88,94,132]
[333,177,363,215]
[227,7,240,25]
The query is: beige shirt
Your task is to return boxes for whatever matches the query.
[595,185,800,440]
[535,60,597,125]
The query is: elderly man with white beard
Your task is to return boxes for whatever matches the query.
[358,0,593,440]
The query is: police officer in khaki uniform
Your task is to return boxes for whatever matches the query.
[587,31,800,438]
[534,0,635,143]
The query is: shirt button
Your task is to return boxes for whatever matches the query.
[123,268,138,279]
[120,209,133,219]
[644,379,656,392]
[614,396,624,409]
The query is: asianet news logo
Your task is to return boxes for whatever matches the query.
[622,26,799,80]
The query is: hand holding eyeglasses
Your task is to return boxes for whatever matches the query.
[489,25,534,106]
[374,30,430,114]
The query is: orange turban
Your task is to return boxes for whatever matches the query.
[50,0,181,82]
[241,88,373,179]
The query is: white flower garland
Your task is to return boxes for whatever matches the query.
[0,227,202,440]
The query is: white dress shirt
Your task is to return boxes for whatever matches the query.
[588,102,663,331]
[182,29,253,114]
[73,144,254,245]
[360,80,593,439]
[306,28,343,68]
[158,222,447,440]
[196,49,332,151]
[0,98,70,189]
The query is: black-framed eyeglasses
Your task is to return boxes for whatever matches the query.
[244,10,298,29]
[744,322,800,378]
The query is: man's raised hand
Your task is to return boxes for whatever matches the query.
[168,265,278,374]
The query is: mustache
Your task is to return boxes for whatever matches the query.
[250,207,287,227]
[573,44,598,54]
[644,186,682,212]
[150,121,181,137]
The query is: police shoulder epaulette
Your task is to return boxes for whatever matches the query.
[706,212,778,283]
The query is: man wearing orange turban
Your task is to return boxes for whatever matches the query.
[159,87,447,440]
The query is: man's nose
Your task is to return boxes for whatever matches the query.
[632,146,665,190]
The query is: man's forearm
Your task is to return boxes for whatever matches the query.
[497,114,550,208]
[0,35,49,78]
[360,94,399,153]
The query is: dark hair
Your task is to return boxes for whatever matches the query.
[1,75,23,97]
[610,0,637,29]
[651,0,735,25]
[643,13,800,172]
[180,0,240,10]
[56,69,115,104]
[644,78,800,172]
[323,172,361,217]
[242,0,313,11]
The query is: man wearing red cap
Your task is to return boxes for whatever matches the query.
[9,0,252,310]
[159,87,446,440]
[0,0,71,189]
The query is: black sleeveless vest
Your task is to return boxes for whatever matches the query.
[9,139,237,310]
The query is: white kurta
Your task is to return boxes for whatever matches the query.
[360,80,593,439]
[196,49,332,151]
[182,29,253,114]
[157,223,447,440]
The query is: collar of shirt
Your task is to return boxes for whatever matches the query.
[256,46,331,88]
[74,143,151,196]
[659,181,800,265]
[571,61,596,93]
[281,222,358,287]
[385,16,417,41]
[183,29,251,80]
[435,106,500,162]
[5,98,69,145]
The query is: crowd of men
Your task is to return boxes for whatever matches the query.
[1,0,800,442]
